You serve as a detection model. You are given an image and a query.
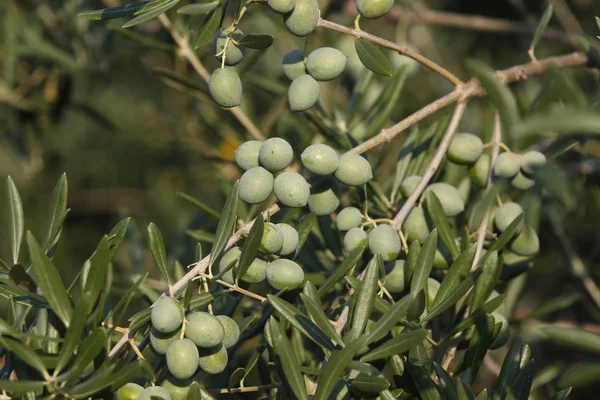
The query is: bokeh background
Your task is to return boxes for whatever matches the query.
[1,0,600,398]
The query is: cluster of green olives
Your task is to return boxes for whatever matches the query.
[208,28,246,108]
[267,0,319,37]
[493,201,539,257]
[282,47,347,111]
[235,137,373,216]
[219,222,305,290]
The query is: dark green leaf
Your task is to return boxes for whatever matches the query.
[492,337,524,400]
[269,317,308,400]
[128,308,152,331]
[104,273,148,326]
[476,390,488,400]
[347,255,382,341]
[318,244,366,296]
[78,1,150,20]
[193,5,224,48]
[558,362,600,388]
[27,232,73,327]
[424,268,481,322]
[108,26,177,51]
[188,381,217,399]
[300,293,344,347]
[0,381,46,393]
[209,181,239,270]
[470,251,500,311]
[410,229,438,297]
[236,214,264,284]
[523,293,581,320]
[107,218,130,261]
[295,212,316,258]
[446,293,508,338]
[433,243,477,308]
[350,375,390,395]
[6,177,24,264]
[427,193,459,259]
[406,289,426,322]
[483,213,524,262]
[82,236,109,310]
[355,39,392,76]
[552,388,572,400]
[457,379,476,400]
[55,296,93,375]
[122,0,180,28]
[178,2,220,14]
[508,360,534,400]
[360,329,429,362]
[56,328,107,382]
[188,291,220,312]
[237,34,274,49]
[530,6,554,53]
[463,314,495,377]
[364,293,414,345]
[406,362,442,400]
[0,336,49,379]
[516,107,600,137]
[9,264,37,293]
[406,239,420,281]
[67,360,139,397]
[434,362,459,400]
[148,223,171,288]
[42,173,68,254]
[346,276,390,313]
[538,325,600,353]
[178,192,220,218]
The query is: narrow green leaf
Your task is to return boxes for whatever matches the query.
[177,192,220,218]
[364,293,413,345]
[78,1,150,20]
[56,328,107,382]
[300,293,344,347]
[55,296,93,375]
[6,177,24,264]
[193,5,224,48]
[350,375,390,395]
[508,360,534,400]
[434,363,459,400]
[318,244,366,296]
[410,229,438,296]
[147,223,171,287]
[476,390,488,400]
[345,276,390,313]
[295,212,316,258]
[424,268,481,322]
[269,317,308,400]
[406,362,442,400]
[463,313,495,377]
[355,39,392,76]
[523,293,581,320]
[406,289,426,322]
[482,213,524,263]
[122,0,180,28]
[360,329,428,362]
[347,255,382,341]
[237,34,274,49]
[538,325,600,353]
[406,239,420,281]
[188,291,220,312]
[236,214,264,284]
[470,251,500,311]
[82,236,109,310]
[0,336,49,379]
[42,173,68,254]
[104,273,148,326]
[433,243,477,308]
[209,181,239,270]
[128,308,152,331]
[446,293,508,338]
[552,388,572,400]
[516,107,600,137]
[178,2,220,14]
[0,381,46,393]
[267,294,335,351]
[457,379,476,400]
[529,6,554,53]
[108,26,177,51]
[107,218,130,261]
[391,129,418,203]
[188,381,217,399]
[27,232,73,327]
[492,337,524,400]
[558,362,600,388]
[426,193,459,259]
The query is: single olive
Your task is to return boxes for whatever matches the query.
[336,207,363,231]
[259,222,284,254]
[276,223,300,255]
[240,258,268,284]
[216,315,241,349]
[139,386,171,400]
[384,260,406,294]
[301,143,339,175]
[161,377,190,400]
[308,176,341,215]
[399,175,421,198]
[115,383,144,400]
[198,344,229,375]
[402,207,430,243]
[283,0,319,37]
[259,137,294,172]
[266,259,305,290]
[273,171,310,208]
[470,153,491,188]
[219,247,241,284]
[185,312,225,348]
[356,0,393,18]
[368,224,401,262]
[493,152,521,179]
[288,74,320,112]
[166,339,199,380]
[424,183,465,217]
[282,49,306,81]
[150,327,180,355]
[213,28,245,66]
[344,227,368,252]
[208,68,242,108]
[151,297,184,334]
[268,0,296,14]
[509,226,539,256]
[494,202,524,233]
[447,133,483,164]
[239,167,274,204]
[335,153,373,186]
[511,171,535,190]
[306,47,347,81]
[234,140,262,170]
[521,151,546,175]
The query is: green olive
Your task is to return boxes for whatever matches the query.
[282,49,306,81]
[368,224,401,262]
[273,171,310,208]
[219,247,241,284]
[490,312,510,349]
[139,386,171,400]
[185,312,225,348]
[151,297,184,334]
[240,258,268,283]
[336,207,363,231]
[213,28,245,66]
[403,207,430,243]
[470,153,491,188]
[301,143,339,175]
[239,167,274,204]
[276,223,299,256]
[259,137,294,172]
[356,0,393,18]
[400,175,421,198]
[166,339,199,380]
[494,202,524,233]
[150,327,180,355]
[266,259,305,290]
[198,344,229,375]
[288,74,320,112]
[424,183,465,217]
[511,171,535,190]
[268,0,296,14]
[308,176,341,216]
[115,383,144,400]
[447,133,483,164]
[161,377,190,400]
[493,152,521,179]
[208,68,242,108]
[335,153,373,186]
[509,226,539,256]
[306,47,347,81]
[344,227,368,252]
[283,0,319,37]
[521,151,546,175]
[384,260,406,294]
[216,315,240,349]
[259,222,284,254]
[234,140,262,170]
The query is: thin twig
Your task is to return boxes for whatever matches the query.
[158,14,265,141]
[317,18,464,86]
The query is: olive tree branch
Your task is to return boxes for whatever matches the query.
[158,14,265,141]
[317,18,464,87]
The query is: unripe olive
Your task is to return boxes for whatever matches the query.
[502,249,533,266]
[511,171,535,190]
[470,153,491,188]
[139,386,171,400]
[259,137,294,171]
[384,260,406,294]
[521,151,546,175]
[276,223,299,255]
[490,312,510,349]
[427,278,441,309]
[494,202,524,233]
[288,74,320,112]
[185,312,225,348]
[282,49,306,81]
[447,133,483,164]
[308,177,341,215]
[368,224,401,262]
[400,175,421,198]
[356,0,393,18]
[306,47,347,81]
[335,153,373,186]
[216,315,240,349]
[219,247,241,284]
[241,258,268,283]
[283,0,319,37]
[509,226,539,256]
[457,176,471,204]
[166,339,199,380]
[259,222,284,254]
[151,297,184,334]
[239,167,274,204]
[336,207,363,231]
[268,0,296,14]
[150,327,180,355]
[213,28,245,66]
[424,183,465,217]
[301,144,339,175]
[344,227,368,252]
[116,383,144,400]
[234,140,262,170]
[198,344,228,375]
[493,152,521,179]
[274,171,310,207]
[161,377,190,400]
[433,247,449,269]
[208,68,242,108]
[266,259,305,290]
[403,207,430,243]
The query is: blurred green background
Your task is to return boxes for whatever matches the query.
[1,0,600,397]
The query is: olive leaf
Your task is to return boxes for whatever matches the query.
[355,39,392,76]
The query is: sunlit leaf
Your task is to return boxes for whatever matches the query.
[355,39,392,76]
[6,177,24,264]
[529,6,553,53]
[269,317,307,400]
[122,0,180,28]
[147,223,171,288]
[209,181,239,270]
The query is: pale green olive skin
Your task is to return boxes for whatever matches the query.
[368,224,401,262]
[490,312,510,349]
[208,68,242,108]
[424,183,465,217]
[494,202,524,233]
[259,137,294,172]
[198,344,229,375]
[511,171,535,190]
[288,74,320,112]
[308,177,341,216]
[139,386,171,400]
[219,247,241,284]
[301,144,339,175]
[213,28,245,66]
[447,133,483,164]
[403,207,430,243]
[274,171,310,208]
[521,151,546,175]
[234,140,262,170]
[185,312,225,348]
[282,49,306,80]
[306,47,347,81]
[493,152,521,178]
[151,297,184,334]
[276,223,299,255]
[150,327,180,355]
[216,315,240,349]
[356,0,393,18]
[266,259,305,290]
[161,377,190,400]
[470,153,491,188]
[259,222,284,254]
[336,207,363,231]
[166,339,199,380]
[509,226,540,256]
[384,260,406,294]
[283,0,319,37]
[240,258,268,283]
[335,153,373,186]
[268,0,296,14]
[239,167,274,204]
[426,278,441,309]
[115,383,144,400]
[344,227,368,252]
[400,175,421,198]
